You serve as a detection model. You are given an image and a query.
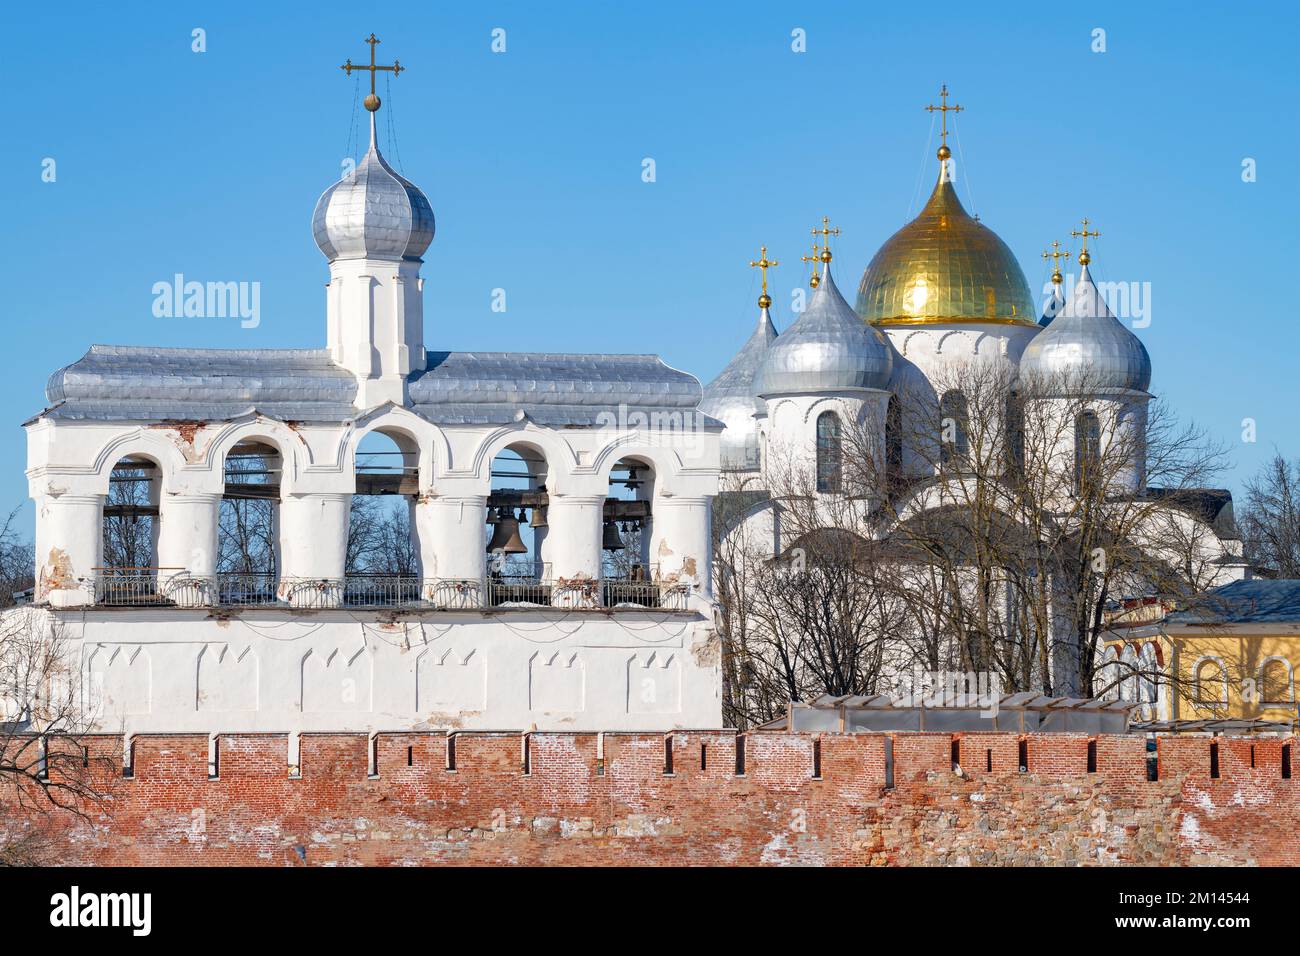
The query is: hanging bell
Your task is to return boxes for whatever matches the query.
[602,520,625,552]
[529,504,548,529]
[487,508,529,554]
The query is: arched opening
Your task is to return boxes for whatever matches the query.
[604,456,657,606]
[99,455,161,604]
[815,411,842,493]
[218,440,281,604]
[1193,658,1227,705]
[346,429,420,605]
[1004,391,1025,476]
[938,390,969,467]
[885,395,902,488]
[1260,658,1292,706]
[1074,410,1101,495]
[485,443,549,605]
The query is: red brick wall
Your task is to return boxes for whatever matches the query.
[3,731,1297,866]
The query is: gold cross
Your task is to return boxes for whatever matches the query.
[812,216,840,263]
[924,83,964,149]
[749,246,779,306]
[1071,218,1101,265]
[1042,241,1071,284]
[341,33,405,112]
[801,238,822,288]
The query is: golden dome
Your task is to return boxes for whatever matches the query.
[855,168,1035,327]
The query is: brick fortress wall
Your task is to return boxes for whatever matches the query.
[4,731,1295,866]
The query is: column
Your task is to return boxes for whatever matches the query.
[156,493,222,606]
[545,495,604,608]
[38,494,104,608]
[648,496,713,601]
[278,493,350,608]
[416,494,487,608]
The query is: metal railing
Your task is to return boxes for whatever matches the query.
[86,571,691,611]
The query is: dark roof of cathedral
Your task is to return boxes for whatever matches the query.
[1167,579,1300,626]
[35,345,717,428]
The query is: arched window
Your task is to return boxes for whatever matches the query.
[885,395,902,486]
[1260,658,1293,704]
[1193,658,1227,704]
[815,411,842,493]
[1074,410,1101,494]
[1004,391,1025,476]
[938,391,969,466]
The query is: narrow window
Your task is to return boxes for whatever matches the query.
[815,411,842,493]
[812,738,822,779]
[939,390,970,466]
[1147,738,1159,781]
[1018,739,1028,773]
[1283,744,1292,780]
[663,735,674,775]
[446,734,457,772]
[123,737,135,780]
[735,735,746,776]
[82,746,89,769]
[950,738,961,771]
[884,736,895,790]
[208,736,220,780]
[407,745,413,767]
[1004,391,1025,475]
[521,733,531,775]
[985,749,992,773]
[700,742,707,772]
[1074,410,1101,495]
[368,735,379,778]
[1087,739,1098,774]
[885,395,902,486]
[1250,745,1256,769]
[1209,740,1220,779]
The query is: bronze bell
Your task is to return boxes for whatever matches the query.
[601,520,625,552]
[487,508,528,554]
[529,504,548,529]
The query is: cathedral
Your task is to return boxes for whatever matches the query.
[17,53,1245,736]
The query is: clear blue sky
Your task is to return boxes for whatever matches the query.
[3,0,1296,533]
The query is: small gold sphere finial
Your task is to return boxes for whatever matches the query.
[809,273,821,289]
[758,293,772,309]
[820,248,832,263]
[364,93,382,112]
[1077,249,1091,266]
[937,144,951,161]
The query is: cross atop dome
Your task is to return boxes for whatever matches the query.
[1072,218,1101,265]
[925,83,963,161]
[749,246,778,308]
[340,32,405,112]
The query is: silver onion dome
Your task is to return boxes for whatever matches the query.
[754,264,893,396]
[1019,264,1151,393]
[312,119,435,261]
[700,306,778,471]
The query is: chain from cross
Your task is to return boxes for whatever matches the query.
[924,84,964,148]
[341,33,404,112]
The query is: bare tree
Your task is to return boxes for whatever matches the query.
[0,508,34,608]
[1239,452,1300,577]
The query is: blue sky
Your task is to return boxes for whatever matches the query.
[3,0,1296,529]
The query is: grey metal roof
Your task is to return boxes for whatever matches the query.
[41,345,359,422]
[312,132,435,262]
[754,265,893,396]
[35,345,716,429]
[1019,264,1152,394]
[1167,579,1300,626]
[699,307,777,471]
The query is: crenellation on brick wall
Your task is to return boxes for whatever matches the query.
[5,730,1299,866]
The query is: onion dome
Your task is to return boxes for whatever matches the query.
[700,304,778,471]
[755,260,893,396]
[1019,261,1151,393]
[855,159,1034,327]
[312,116,435,261]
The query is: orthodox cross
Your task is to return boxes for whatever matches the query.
[801,239,822,288]
[749,246,779,305]
[341,33,404,112]
[812,216,840,262]
[925,84,963,149]
[1042,241,1071,283]
[1071,218,1101,264]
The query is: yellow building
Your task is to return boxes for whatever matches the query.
[1102,580,1300,723]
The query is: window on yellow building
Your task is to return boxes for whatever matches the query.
[1193,658,1227,704]
[1260,659,1293,704]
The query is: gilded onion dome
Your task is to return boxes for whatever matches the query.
[755,263,892,396]
[855,161,1035,327]
[700,304,778,471]
[1019,262,1151,394]
[312,116,435,262]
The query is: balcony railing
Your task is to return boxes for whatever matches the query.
[85,571,691,611]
